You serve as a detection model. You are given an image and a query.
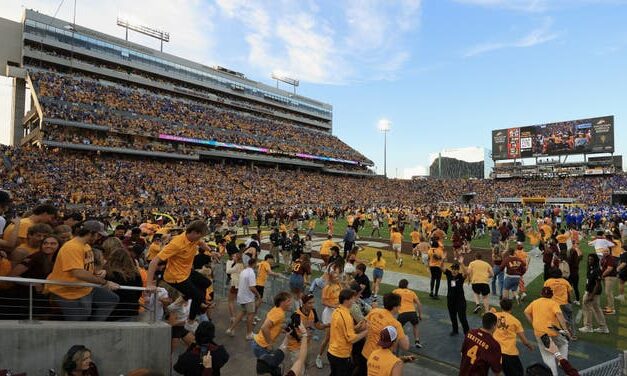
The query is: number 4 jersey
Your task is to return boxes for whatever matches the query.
[459,328,502,376]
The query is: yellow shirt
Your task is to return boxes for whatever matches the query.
[487,218,496,228]
[468,260,492,284]
[3,217,34,245]
[428,247,444,267]
[146,242,162,261]
[390,232,402,245]
[524,297,563,337]
[308,220,316,230]
[16,242,40,257]
[47,237,94,300]
[492,310,524,356]
[392,288,418,314]
[320,240,335,256]
[410,231,421,244]
[556,233,569,244]
[256,260,271,286]
[367,348,400,376]
[370,258,386,269]
[322,283,341,307]
[328,305,359,358]
[157,233,199,284]
[541,224,553,240]
[528,232,540,246]
[611,240,623,257]
[362,308,406,358]
[544,278,573,306]
[254,307,286,348]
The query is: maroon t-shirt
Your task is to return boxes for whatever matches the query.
[500,256,526,276]
[459,329,502,376]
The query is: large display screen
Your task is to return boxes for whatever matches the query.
[491,116,614,160]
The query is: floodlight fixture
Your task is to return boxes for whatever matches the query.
[117,17,170,52]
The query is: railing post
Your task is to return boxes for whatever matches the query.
[28,282,33,321]
[149,290,157,324]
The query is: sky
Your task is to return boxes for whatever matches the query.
[1,0,627,178]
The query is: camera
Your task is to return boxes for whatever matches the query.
[285,312,301,341]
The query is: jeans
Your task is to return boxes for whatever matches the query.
[170,271,211,320]
[53,287,119,321]
[560,303,574,333]
[309,277,326,293]
[251,340,271,358]
[502,354,524,376]
[492,265,504,296]
[536,335,568,376]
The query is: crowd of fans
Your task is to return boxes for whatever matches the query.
[30,70,371,164]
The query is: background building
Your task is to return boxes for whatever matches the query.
[428,147,489,179]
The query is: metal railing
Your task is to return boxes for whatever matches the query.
[0,276,156,322]
[578,351,626,376]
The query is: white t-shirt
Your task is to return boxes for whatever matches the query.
[167,298,191,323]
[237,267,257,304]
[145,287,169,321]
[589,238,615,251]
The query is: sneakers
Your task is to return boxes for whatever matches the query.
[415,340,423,349]
[615,294,625,301]
[520,292,527,301]
[578,326,593,333]
[603,308,615,315]
[473,304,482,314]
[573,300,581,306]
[399,258,403,267]
[226,328,235,337]
[315,355,323,369]
[449,331,459,336]
[594,327,610,334]
[245,332,254,340]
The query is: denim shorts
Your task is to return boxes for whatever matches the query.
[503,276,521,291]
[373,268,384,280]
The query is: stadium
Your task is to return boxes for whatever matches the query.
[0,5,626,376]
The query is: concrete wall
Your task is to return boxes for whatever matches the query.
[0,17,22,76]
[0,321,171,374]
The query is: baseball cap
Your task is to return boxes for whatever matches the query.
[256,349,285,376]
[377,325,398,349]
[541,286,553,298]
[82,220,108,236]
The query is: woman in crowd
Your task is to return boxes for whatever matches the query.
[105,249,143,321]
[61,345,99,376]
[370,251,385,299]
[579,253,609,334]
[225,252,244,320]
[174,321,230,376]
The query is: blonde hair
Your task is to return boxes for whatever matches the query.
[102,237,124,260]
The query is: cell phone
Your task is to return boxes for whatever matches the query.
[540,334,551,349]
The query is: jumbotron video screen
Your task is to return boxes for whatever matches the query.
[491,115,614,160]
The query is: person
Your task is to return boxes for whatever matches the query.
[600,249,617,315]
[47,220,120,321]
[256,324,309,376]
[392,279,423,348]
[256,254,279,311]
[147,221,212,328]
[146,235,163,261]
[168,293,196,351]
[501,248,526,302]
[2,203,57,247]
[565,245,582,305]
[390,227,403,267]
[105,249,143,321]
[543,268,575,338]
[459,312,502,376]
[443,260,470,336]
[369,251,385,299]
[366,326,416,376]
[524,287,572,376]
[492,299,534,376]
[359,293,409,374]
[353,263,372,303]
[174,320,229,376]
[371,216,381,237]
[578,253,609,334]
[319,235,336,266]
[9,223,53,265]
[427,239,444,299]
[289,254,311,302]
[269,227,281,264]
[327,288,368,376]
[316,268,341,369]
[61,345,99,376]
[227,257,260,340]
[285,293,328,373]
[252,292,292,358]
[492,246,504,298]
[616,244,627,301]
[344,225,356,260]
[468,253,493,313]
[226,252,244,319]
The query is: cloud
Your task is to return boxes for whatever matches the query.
[216,0,422,84]
[454,0,547,12]
[464,17,558,57]
[403,165,428,179]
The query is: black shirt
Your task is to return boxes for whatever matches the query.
[619,252,627,278]
[107,271,143,321]
[174,342,229,376]
[585,265,602,294]
[444,269,465,300]
[354,273,372,299]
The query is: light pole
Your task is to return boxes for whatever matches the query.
[378,119,391,178]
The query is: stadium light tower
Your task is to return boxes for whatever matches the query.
[117,17,170,52]
[378,118,391,178]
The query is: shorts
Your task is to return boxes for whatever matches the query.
[373,268,384,280]
[171,325,189,339]
[503,276,521,291]
[239,302,255,313]
[289,273,304,292]
[230,286,238,294]
[398,311,420,326]
[322,306,335,325]
[619,272,627,282]
[256,285,265,298]
[392,244,402,252]
[471,283,490,296]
